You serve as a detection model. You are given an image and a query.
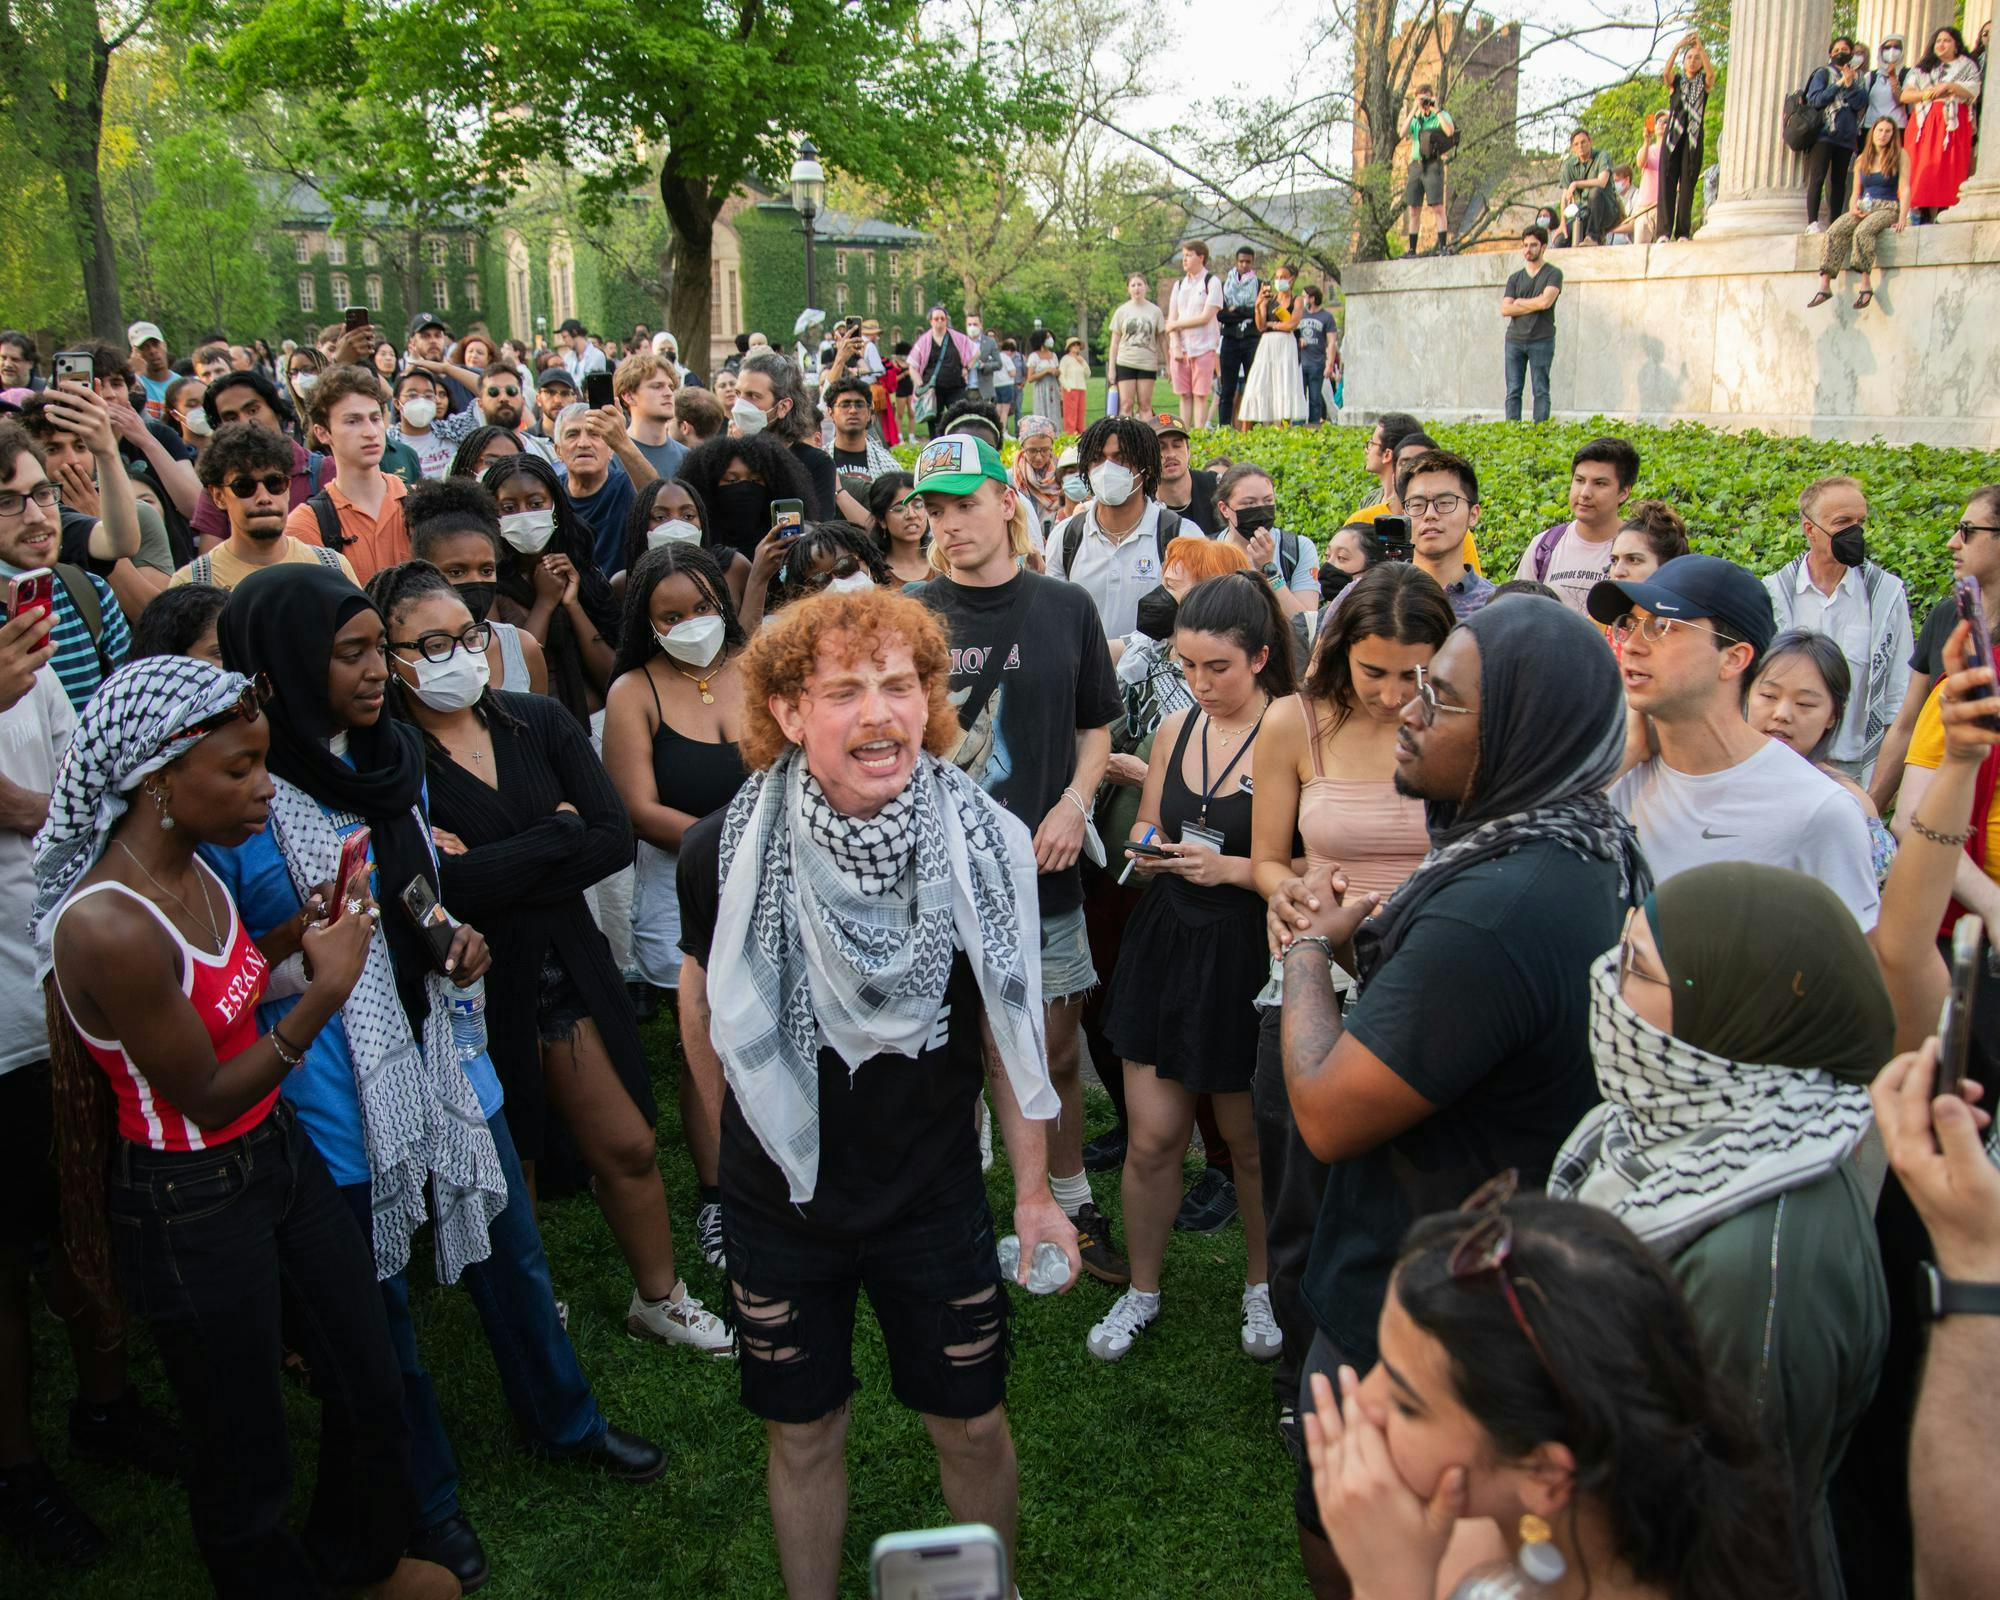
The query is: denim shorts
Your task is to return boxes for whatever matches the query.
[724,1183,1010,1424]
[1040,903,1098,1003]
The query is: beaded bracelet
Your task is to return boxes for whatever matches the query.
[1910,816,1975,848]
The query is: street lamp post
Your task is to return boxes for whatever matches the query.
[789,138,827,318]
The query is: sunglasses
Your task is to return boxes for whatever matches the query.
[1447,1171,1571,1404]
[225,473,291,499]
[484,384,522,399]
[185,672,274,740]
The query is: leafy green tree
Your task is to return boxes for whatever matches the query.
[195,0,1053,365]
[140,126,283,344]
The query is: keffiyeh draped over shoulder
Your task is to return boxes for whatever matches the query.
[31,657,251,967]
[706,748,1055,1204]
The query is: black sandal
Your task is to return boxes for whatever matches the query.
[1854,288,1874,309]
[1807,289,1833,308]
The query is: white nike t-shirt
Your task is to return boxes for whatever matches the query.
[1610,740,1880,930]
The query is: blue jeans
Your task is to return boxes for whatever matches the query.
[341,1111,605,1528]
[1504,336,1555,423]
[1300,360,1327,424]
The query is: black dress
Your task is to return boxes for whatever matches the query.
[425,690,654,1165]
[1103,709,1267,1093]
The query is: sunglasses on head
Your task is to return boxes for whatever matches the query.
[185,672,274,740]
[225,474,291,499]
[1446,1171,1573,1408]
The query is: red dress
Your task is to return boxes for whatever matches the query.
[1904,85,1978,209]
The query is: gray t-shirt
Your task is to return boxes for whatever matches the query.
[632,435,688,481]
[1504,263,1562,343]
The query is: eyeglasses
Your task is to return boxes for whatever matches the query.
[1402,494,1464,517]
[388,623,491,664]
[1410,663,1476,727]
[1447,1170,1570,1403]
[0,482,61,519]
[1954,521,2000,541]
[1607,613,1732,646]
[184,672,274,740]
[225,473,291,500]
[1618,927,1670,992]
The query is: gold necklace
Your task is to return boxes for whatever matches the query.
[1207,696,1269,743]
[674,658,727,705]
[117,841,222,952]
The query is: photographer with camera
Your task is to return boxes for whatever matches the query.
[1403,85,1457,255]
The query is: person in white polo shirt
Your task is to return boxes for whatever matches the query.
[1043,416,1194,638]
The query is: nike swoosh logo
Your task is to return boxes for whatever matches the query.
[1700,827,1737,840]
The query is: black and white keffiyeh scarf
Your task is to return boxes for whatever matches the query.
[1547,953,1874,1255]
[708,747,1055,1204]
[265,776,506,1285]
[31,657,252,964]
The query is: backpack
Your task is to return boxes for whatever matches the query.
[184,543,345,587]
[304,488,347,552]
[1782,73,1822,153]
[1529,521,1573,583]
[1056,506,1187,579]
[1420,120,1460,161]
[52,562,115,680]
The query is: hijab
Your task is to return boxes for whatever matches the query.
[218,563,439,1031]
[1358,596,1646,976]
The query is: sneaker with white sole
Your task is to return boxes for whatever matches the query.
[1086,1288,1161,1362]
[627,1281,734,1356]
[1241,1281,1282,1362]
[696,1201,726,1271]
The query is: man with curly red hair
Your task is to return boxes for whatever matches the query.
[674,585,1076,1598]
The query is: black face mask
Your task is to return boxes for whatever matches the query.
[1234,504,1277,537]
[1135,584,1179,641]
[711,481,775,556]
[1830,523,1866,568]
[1319,566,1357,602]
[454,580,498,624]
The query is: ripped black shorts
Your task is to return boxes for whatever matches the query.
[722,1183,1011,1424]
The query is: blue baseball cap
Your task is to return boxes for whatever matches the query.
[1586,553,1775,653]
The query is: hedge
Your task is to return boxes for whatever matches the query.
[899,419,2000,615]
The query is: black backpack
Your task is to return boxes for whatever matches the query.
[1420,121,1460,161]
[1056,506,1186,578]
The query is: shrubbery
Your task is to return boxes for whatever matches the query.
[904,419,2000,614]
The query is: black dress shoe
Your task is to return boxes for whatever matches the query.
[410,1512,489,1594]
[557,1425,666,1483]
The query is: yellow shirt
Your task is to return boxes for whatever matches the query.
[1346,499,1484,576]
[170,536,360,590]
[1907,677,2000,882]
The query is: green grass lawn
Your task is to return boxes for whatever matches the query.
[10,1011,1305,1598]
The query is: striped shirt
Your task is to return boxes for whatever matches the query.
[46,569,130,712]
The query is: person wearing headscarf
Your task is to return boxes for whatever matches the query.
[201,564,663,1591]
[33,656,443,1598]
[1011,413,1064,531]
[1550,862,1891,1600]
[1269,595,1645,1589]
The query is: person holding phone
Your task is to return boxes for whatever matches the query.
[1545,861,1893,1600]
[675,431,818,598]
[367,560,731,1356]
[203,564,663,1592]
[34,656,451,1596]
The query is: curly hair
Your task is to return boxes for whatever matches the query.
[304,363,388,440]
[770,520,895,611]
[677,432,816,529]
[195,422,294,488]
[1077,415,1162,497]
[738,589,961,771]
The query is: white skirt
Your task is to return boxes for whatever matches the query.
[1239,331,1308,423]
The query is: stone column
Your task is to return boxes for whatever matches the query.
[1947,0,2000,220]
[1854,0,1950,60]
[1697,0,1836,237]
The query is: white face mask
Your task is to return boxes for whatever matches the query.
[1089,460,1137,507]
[827,570,875,594]
[1882,45,1903,62]
[731,397,769,436]
[398,396,437,430]
[290,372,318,397]
[647,519,703,550]
[498,508,555,552]
[404,645,490,712]
[656,613,726,666]
[183,409,213,438]
[1275,278,1292,292]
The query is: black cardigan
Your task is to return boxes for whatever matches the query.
[425,690,652,1164]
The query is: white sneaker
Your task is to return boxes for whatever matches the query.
[696,1201,726,1271]
[1242,1281,1282,1362]
[554,1298,569,1331]
[978,1096,995,1173]
[627,1281,734,1356]
[1807,220,1827,234]
[1086,1288,1160,1362]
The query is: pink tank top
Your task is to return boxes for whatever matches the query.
[53,864,275,1152]
[1296,693,1430,902]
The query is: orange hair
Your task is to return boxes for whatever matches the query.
[738,589,962,770]
[1162,534,1251,583]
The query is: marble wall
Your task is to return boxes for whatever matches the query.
[1339,221,2000,447]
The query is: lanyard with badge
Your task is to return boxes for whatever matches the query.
[1183,705,1265,853]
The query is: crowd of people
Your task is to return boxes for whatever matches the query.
[1,303,1999,1600]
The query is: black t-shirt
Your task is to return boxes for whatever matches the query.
[1302,840,1619,1363]
[1161,469,1221,536]
[789,439,839,520]
[1503,263,1562,344]
[1911,594,1955,678]
[917,569,1121,918]
[122,419,199,567]
[675,807,987,1233]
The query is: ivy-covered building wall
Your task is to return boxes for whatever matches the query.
[733,202,933,348]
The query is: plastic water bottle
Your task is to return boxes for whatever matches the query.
[448,975,487,1063]
[996,1235,1073,1295]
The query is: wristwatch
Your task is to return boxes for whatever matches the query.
[1919,1261,2000,1319]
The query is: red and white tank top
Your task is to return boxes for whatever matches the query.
[52,862,276,1151]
